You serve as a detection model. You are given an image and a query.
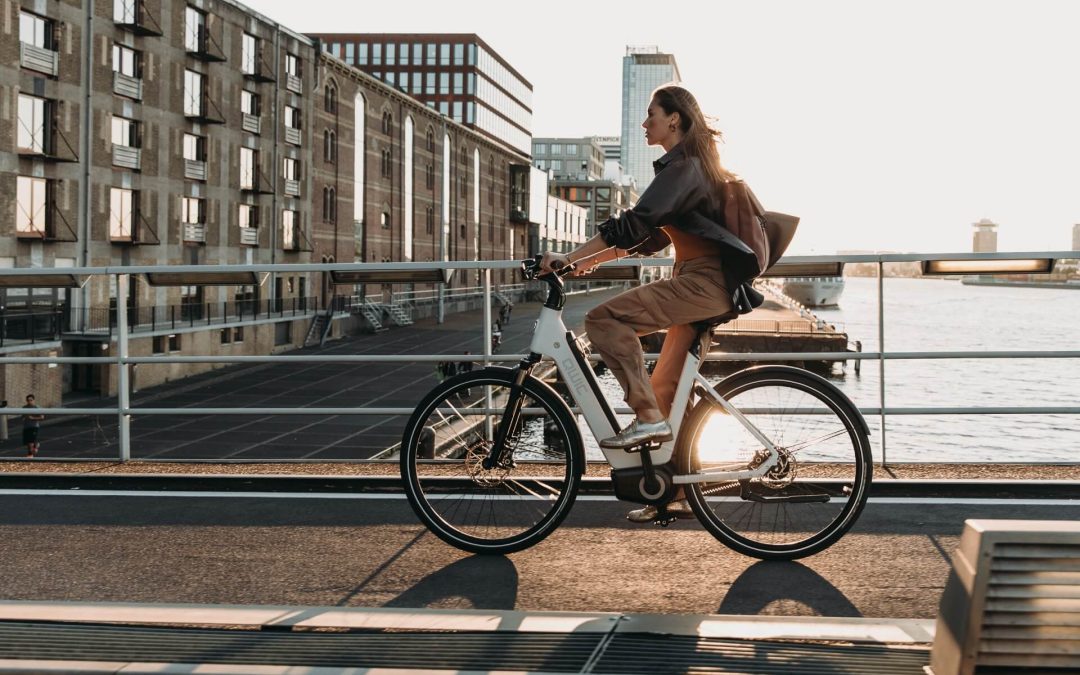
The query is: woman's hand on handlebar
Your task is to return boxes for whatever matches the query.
[539,251,572,275]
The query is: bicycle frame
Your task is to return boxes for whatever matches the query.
[529,303,781,481]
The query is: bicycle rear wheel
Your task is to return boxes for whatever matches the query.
[679,366,872,560]
[400,368,583,554]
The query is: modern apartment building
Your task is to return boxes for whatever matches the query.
[531,137,604,181]
[1,1,530,405]
[549,180,638,239]
[309,33,532,158]
[620,46,680,192]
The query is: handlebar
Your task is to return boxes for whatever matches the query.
[521,254,576,282]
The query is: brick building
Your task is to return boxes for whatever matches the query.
[1,0,530,403]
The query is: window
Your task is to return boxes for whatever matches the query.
[322,187,336,223]
[380,149,391,178]
[181,196,204,224]
[285,53,300,77]
[551,143,563,154]
[17,94,48,154]
[239,204,258,229]
[386,43,395,66]
[426,43,435,64]
[241,33,258,74]
[239,147,256,189]
[425,206,434,234]
[16,176,49,236]
[550,159,563,171]
[425,72,435,95]
[398,72,408,92]
[357,43,368,65]
[324,85,337,113]
[241,90,259,115]
[381,111,393,135]
[453,43,464,65]
[153,334,181,353]
[19,11,53,49]
[114,0,135,23]
[110,188,135,240]
[220,328,232,344]
[112,44,140,77]
[413,43,422,64]
[345,42,354,64]
[425,163,434,189]
[323,130,337,163]
[381,211,390,229]
[282,209,298,249]
[183,133,205,161]
[535,143,547,155]
[233,326,244,342]
[567,144,579,155]
[284,105,301,130]
[426,130,435,153]
[184,6,205,52]
[439,72,449,94]
[283,157,299,181]
[452,101,462,122]
[453,72,463,95]
[111,116,138,147]
[596,187,611,200]
[183,69,204,116]
[372,43,382,65]
[440,43,450,64]
[399,42,408,65]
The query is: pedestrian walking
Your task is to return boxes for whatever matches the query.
[22,394,44,458]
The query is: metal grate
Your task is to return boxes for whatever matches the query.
[0,621,932,674]
[590,634,929,675]
[0,622,601,672]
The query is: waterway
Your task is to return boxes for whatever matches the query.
[596,277,1079,464]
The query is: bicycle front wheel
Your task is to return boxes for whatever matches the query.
[679,366,872,560]
[400,368,583,554]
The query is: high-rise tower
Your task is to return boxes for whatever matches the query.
[620,46,680,192]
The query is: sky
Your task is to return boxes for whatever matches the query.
[250,0,1080,255]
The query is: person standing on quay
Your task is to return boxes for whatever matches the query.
[22,394,45,458]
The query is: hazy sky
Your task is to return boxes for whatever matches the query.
[251,0,1080,254]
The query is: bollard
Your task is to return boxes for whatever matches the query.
[418,426,435,459]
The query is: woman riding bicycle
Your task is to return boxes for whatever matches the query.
[539,84,769,522]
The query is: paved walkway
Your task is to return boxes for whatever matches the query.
[0,289,620,462]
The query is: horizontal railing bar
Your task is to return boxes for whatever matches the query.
[6,406,1068,417]
[6,350,1077,365]
[1,250,1077,277]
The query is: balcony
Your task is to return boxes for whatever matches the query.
[240,227,259,246]
[284,179,300,197]
[112,145,141,171]
[183,223,206,244]
[242,113,261,135]
[286,74,302,94]
[113,72,143,100]
[114,0,163,36]
[185,28,226,63]
[184,160,207,181]
[20,43,58,76]
[284,127,301,146]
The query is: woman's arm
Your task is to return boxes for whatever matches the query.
[539,235,632,274]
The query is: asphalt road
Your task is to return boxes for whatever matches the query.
[3,491,1076,619]
[0,290,617,462]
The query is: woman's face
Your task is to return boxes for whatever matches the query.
[642,97,679,148]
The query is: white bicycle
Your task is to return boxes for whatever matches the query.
[400,257,872,560]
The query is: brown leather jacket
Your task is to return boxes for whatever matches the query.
[596,144,769,298]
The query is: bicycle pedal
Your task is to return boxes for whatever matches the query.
[655,514,677,527]
[625,441,662,454]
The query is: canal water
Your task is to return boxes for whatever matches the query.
[594,277,1079,464]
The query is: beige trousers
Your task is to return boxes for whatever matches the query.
[584,257,735,417]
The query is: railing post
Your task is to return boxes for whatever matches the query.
[877,259,887,467]
[483,266,493,440]
[116,273,131,462]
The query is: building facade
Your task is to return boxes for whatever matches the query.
[1,2,531,404]
[310,33,532,158]
[620,46,680,192]
[549,179,638,239]
[531,137,604,181]
[1072,223,1080,251]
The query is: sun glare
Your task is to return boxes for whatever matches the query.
[695,411,751,465]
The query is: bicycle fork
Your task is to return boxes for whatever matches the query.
[481,353,541,470]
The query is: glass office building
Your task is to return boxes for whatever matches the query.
[620,47,680,192]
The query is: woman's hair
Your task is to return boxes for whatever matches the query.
[652,84,735,188]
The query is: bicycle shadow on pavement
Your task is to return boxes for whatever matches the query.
[717,560,862,617]
[383,555,519,610]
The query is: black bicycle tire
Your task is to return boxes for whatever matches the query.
[400,367,583,555]
[679,366,872,560]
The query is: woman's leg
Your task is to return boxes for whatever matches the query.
[650,323,699,419]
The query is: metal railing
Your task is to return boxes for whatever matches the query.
[0,252,1077,464]
[82,297,320,339]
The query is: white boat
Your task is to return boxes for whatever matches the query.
[781,277,845,307]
